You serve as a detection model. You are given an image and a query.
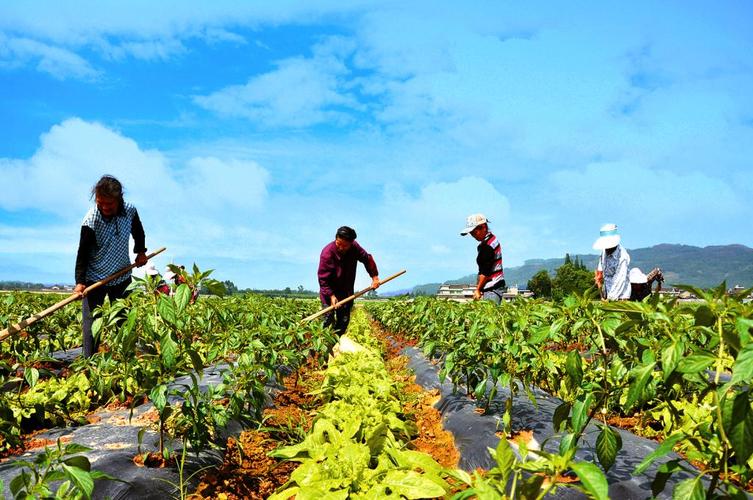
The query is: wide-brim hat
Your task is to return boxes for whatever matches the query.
[592,223,621,250]
[460,213,489,235]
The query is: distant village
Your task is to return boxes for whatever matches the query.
[435,283,752,302]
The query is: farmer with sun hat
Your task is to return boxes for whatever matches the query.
[460,213,506,304]
[593,223,631,300]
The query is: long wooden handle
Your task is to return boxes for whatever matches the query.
[0,247,166,341]
[301,269,406,323]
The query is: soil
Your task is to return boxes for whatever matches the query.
[22,433,72,452]
[103,394,149,412]
[189,370,321,499]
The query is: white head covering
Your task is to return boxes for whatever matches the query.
[460,213,489,235]
[592,223,621,250]
[629,267,647,284]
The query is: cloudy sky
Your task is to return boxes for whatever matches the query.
[1,1,752,291]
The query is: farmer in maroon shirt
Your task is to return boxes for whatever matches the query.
[318,226,380,335]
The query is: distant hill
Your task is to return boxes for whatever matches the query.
[412,244,753,295]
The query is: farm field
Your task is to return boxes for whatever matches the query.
[0,279,752,499]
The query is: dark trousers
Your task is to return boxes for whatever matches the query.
[82,278,131,357]
[322,301,353,336]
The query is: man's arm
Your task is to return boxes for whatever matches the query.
[474,274,491,300]
[474,245,495,300]
[354,242,380,288]
[318,248,336,303]
[74,226,96,294]
[131,210,147,267]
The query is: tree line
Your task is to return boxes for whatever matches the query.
[526,254,593,300]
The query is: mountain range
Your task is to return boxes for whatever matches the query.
[409,244,753,296]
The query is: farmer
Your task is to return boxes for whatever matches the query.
[170,265,199,303]
[460,214,506,303]
[593,223,630,300]
[74,175,148,357]
[145,265,171,296]
[317,226,380,335]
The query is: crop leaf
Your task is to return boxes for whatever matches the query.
[494,438,516,479]
[634,432,685,474]
[693,305,715,327]
[160,332,178,369]
[625,362,655,411]
[672,475,704,500]
[559,432,576,454]
[571,461,608,500]
[571,395,593,435]
[661,341,683,382]
[651,459,683,497]
[595,424,622,472]
[63,456,91,472]
[676,354,715,374]
[553,402,570,432]
[62,463,95,499]
[381,470,447,498]
[157,295,176,325]
[174,284,190,314]
[722,390,753,465]
[24,367,39,388]
[565,350,583,389]
[731,344,753,386]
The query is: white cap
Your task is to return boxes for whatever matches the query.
[592,223,621,250]
[460,213,489,235]
[145,264,160,276]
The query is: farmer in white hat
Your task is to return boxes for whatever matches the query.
[461,214,506,303]
[593,223,630,300]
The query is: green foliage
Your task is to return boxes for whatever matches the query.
[527,270,552,299]
[367,284,753,497]
[270,309,450,499]
[551,260,595,300]
[449,438,608,500]
[6,439,117,499]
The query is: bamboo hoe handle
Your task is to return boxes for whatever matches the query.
[0,247,166,341]
[301,269,407,323]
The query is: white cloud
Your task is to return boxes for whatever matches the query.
[0,2,370,76]
[360,176,520,285]
[183,157,268,211]
[194,37,362,127]
[0,33,99,80]
[545,161,746,250]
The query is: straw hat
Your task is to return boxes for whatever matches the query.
[592,223,621,250]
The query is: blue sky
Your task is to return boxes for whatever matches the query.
[1,1,752,291]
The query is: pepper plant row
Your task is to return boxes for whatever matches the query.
[366,285,753,498]
[0,267,335,496]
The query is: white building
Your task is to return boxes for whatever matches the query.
[436,283,534,302]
